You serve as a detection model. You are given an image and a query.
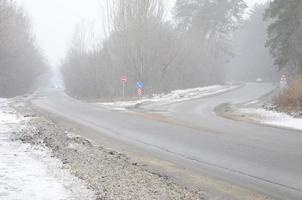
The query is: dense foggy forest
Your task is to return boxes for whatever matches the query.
[62,0,248,99]
[61,0,302,100]
[0,0,46,97]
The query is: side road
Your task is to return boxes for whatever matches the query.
[31,83,302,200]
[11,98,206,200]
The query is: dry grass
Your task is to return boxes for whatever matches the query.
[274,78,302,112]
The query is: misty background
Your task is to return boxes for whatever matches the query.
[2,0,296,99]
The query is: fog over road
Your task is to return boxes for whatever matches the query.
[31,83,302,200]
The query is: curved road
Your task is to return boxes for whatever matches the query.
[31,83,302,200]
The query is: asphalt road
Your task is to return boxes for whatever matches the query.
[31,83,302,200]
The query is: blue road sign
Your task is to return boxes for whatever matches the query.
[136,81,144,89]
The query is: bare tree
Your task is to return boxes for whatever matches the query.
[62,0,247,99]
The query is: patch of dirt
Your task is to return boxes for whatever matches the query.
[215,103,260,123]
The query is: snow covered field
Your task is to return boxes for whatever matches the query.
[239,108,302,131]
[0,99,95,200]
[100,84,239,111]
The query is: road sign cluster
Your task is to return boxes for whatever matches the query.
[136,81,144,97]
[119,75,144,97]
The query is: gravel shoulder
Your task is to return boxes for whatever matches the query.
[10,97,206,200]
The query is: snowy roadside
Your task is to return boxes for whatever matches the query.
[0,99,95,200]
[217,97,302,132]
[10,99,207,200]
[238,108,302,131]
[99,84,239,111]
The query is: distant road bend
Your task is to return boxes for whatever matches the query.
[32,83,302,200]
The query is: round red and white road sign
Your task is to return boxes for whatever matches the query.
[120,75,128,83]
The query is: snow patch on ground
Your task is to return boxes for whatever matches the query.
[239,108,302,131]
[100,85,238,111]
[0,99,95,200]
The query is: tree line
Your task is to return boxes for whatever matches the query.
[62,0,247,99]
[264,0,302,112]
[264,0,302,77]
[226,0,302,82]
[62,0,302,99]
[0,0,46,97]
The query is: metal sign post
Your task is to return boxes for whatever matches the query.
[122,82,125,98]
[120,75,128,98]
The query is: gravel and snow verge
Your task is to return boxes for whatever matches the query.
[100,85,239,111]
[0,99,95,200]
[10,99,206,200]
[238,108,302,131]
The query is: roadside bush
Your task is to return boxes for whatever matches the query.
[274,78,302,113]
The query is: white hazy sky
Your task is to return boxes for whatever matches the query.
[17,0,267,66]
